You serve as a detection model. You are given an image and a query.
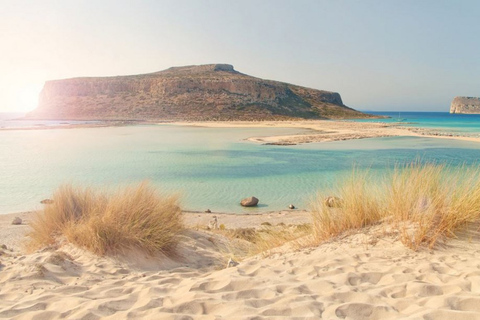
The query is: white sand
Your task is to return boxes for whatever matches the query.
[2,211,480,319]
[171,120,480,145]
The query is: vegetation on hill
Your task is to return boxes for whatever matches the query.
[27,64,373,121]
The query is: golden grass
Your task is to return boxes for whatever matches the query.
[211,223,312,257]
[252,224,312,257]
[311,167,382,242]
[311,162,480,250]
[27,182,183,256]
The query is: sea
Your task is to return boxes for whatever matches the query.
[357,111,480,134]
[1,111,480,214]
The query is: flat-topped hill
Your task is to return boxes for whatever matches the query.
[27,64,371,121]
[450,96,480,114]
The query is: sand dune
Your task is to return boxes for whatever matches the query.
[2,211,480,319]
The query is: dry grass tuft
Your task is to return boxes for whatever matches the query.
[311,167,382,242]
[27,182,183,256]
[46,251,74,266]
[311,162,480,250]
[211,224,312,257]
[252,224,312,256]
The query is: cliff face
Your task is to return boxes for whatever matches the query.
[450,96,480,114]
[28,64,370,121]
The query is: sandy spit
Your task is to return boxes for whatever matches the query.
[171,120,480,145]
[2,211,480,319]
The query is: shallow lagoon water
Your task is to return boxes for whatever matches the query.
[2,124,480,214]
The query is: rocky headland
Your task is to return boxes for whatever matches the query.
[27,64,373,121]
[450,96,480,114]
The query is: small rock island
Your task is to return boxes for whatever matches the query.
[27,64,373,121]
[450,96,480,114]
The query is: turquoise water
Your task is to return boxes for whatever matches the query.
[356,111,480,134]
[2,121,480,214]
[0,112,100,129]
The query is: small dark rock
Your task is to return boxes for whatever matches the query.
[205,209,211,213]
[0,244,7,250]
[240,196,259,207]
[226,258,239,268]
[11,217,22,225]
[40,199,54,204]
[288,204,295,209]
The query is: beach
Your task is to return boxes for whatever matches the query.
[2,119,480,319]
[2,210,480,319]
[2,0,479,317]
[172,120,480,144]
[3,118,480,144]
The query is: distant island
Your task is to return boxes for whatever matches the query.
[450,96,480,114]
[27,64,374,121]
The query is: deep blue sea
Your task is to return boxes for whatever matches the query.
[1,111,480,214]
[356,111,480,134]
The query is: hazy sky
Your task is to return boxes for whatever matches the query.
[1,0,479,113]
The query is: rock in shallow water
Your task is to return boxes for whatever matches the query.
[240,196,259,207]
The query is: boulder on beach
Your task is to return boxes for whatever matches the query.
[240,196,259,207]
[11,217,22,225]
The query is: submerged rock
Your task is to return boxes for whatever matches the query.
[240,196,259,207]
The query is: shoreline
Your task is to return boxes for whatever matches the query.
[171,120,480,144]
[0,210,312,251]
[0,119,146,131]
[2,118,480,144]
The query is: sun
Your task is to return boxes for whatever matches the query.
[11,83,43,113]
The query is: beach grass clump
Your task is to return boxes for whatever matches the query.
[311,168,382,242]
[27,182,183,256]
[214,224,312,257]
[311,162,480,249]
[252,223,312,256]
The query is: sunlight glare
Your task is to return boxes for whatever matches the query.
[11,83,43,112]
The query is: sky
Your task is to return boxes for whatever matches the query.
[1,0,479,113]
